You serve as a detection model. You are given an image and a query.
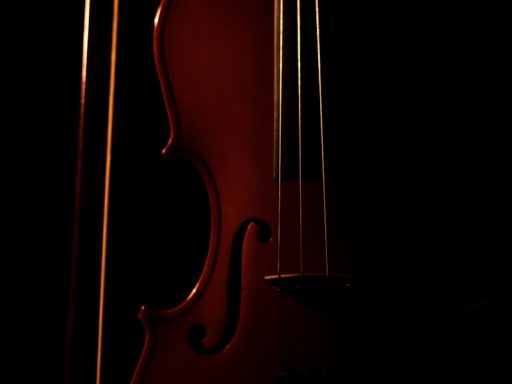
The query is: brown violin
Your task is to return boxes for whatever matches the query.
[131,0,351,382]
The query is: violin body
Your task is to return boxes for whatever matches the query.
[132,1,349,382]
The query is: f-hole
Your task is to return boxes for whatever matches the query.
[188,219,272,355]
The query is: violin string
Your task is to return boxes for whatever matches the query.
[277,0,284,277]
[297,0,304,276]
[96,0,120,382]
[277,0,292,377]
[315,0,329,276]
[296,2,310,381]
[315,1,331,381]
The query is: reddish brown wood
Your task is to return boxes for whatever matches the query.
[131,1,350,382]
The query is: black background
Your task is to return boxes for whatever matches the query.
[7,1,507,382]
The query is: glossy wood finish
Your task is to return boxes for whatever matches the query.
[131,1,349,382]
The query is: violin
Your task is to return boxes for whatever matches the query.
[65,1,505,382]
[130,0,352,382]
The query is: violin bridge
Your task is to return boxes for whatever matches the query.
[264,273,351,299]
